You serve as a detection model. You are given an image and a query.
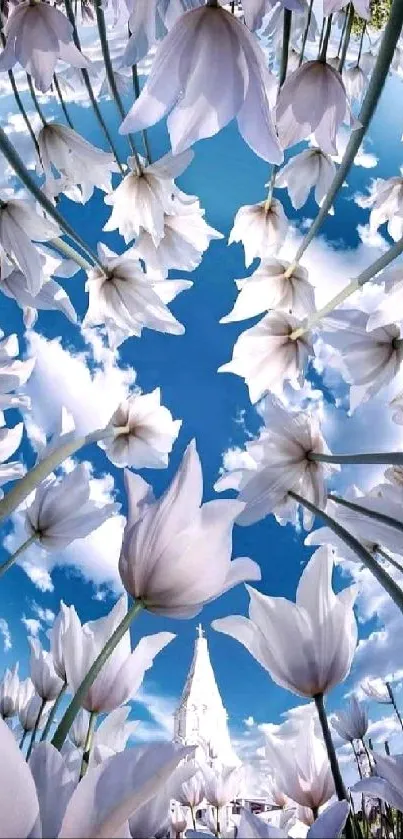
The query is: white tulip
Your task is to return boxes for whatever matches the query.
[361,176,403,242]
[119,440,260,618]
[229,200,288,267]
[367,267,403,332]
[0,333,34,412]
[276,148,336,210]
[0,199,60,296]
[353,752,403,812]
[48,602,75,682]
[332,696,368,742]
[0,261,77,329]
[0,423,25,494]
[19,693,49,733]
[324,0,370,19]
[175,766,205,808]
[221,258,315,323]
[101,388,181,469]
[203,764,243,809]
[343,65,366,102]
[29,639,64,702]
[264,720,335,810]
[0,664,19,719]
[361,678,392,704]
[237,801,350,839]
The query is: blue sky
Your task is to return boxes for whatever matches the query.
[1,24,403,782]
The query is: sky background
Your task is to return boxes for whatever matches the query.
[0,9,403,787]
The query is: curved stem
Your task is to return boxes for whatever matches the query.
[314,695,354,839]
[377,546,403,574]
[328,492,403,535]
[309,451,403,465]
[0,533,37,579]
[49,236,93,270]
[338,2,354,71]
[319,15,333,63]
[7,68,41,160]
[52,600,143,751]
[94,0,141,171]
[40,681,67,742]
[79,709,97,778]
[299,0,314,65]
[386,682,403,732]
[288,490,403,613]
[0,427,109,524]
[26,698,46,761]
[26,74,46,127]
[52,74,74,129]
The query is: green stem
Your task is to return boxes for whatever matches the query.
[94,0,141,171]
[266,9,292,207]
[386,682,403,732]
[52,600,144,751]
[338,2,354,71]
[357,22,366,66]
[314,694,354,839]
[293,0,403,266]
[288,490,403,614]
[63,0,124,174]
[49,236,93,270]
[6,67,41,160]
[130,47,151,164]
[52,74,74,129]
[0,427,109,524]
[299,0,314,65]
[26,698,46,761]
[318,17,326,55]
[328,492,403,535]
[319,15,333,63]
[19,728,28,749]
[0,533,37,579]
[26,74,46,127]
[40,681,67,741]
[377,546,403,574]
[0,123,104,269]
[351,740,363,779]
[79,710,97,778]
[309,451,403,465]
[190,806,196,831]
[337,9,348,58]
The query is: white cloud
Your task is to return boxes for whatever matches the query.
[133,686,176,742]
[0,618,12,652]
[21,616,42,638]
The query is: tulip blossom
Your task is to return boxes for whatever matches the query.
[229,200,288,267]
[0,715,193,838]
[122,0,202,66]
[25,463,119,551]
[264,720,335,810]
[215,396,334,528]
[353,752,403,811]
[119,440,260,618]
[171,803,188,835]
[104,150,194,245]
[120,5,282,163]
[0,266,76,329]
[361,678,392,704]
[83,243,187,347]
[324,0,370,18]
[0,663,19,719]
[48,602,75,682]
[0,333,34,412]
[276,61,354,155]
[221,258,315,322]
[203,764,243,809]
[128,759,195,839]
[29,639,64,702]
[305,492,380,563]
[0,1,89,92]
[175,767,205,808]
[318,487,403,557]
[367,267,403,332]
[37,123,119,203]
[276,148,336,210]
[361,175,403,242]
[19,693,49,734]
[0,422,25,494]
[0,199,60,296]
[213,546,357,698]
[101,388,181,469]
[237,802,350,839]
[219,310,313,403]
[343,65,366,102]
[64,594,175,712]
[332,696,368,742]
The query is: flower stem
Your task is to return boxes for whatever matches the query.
[314,694,354,839]
[309,451,403,465]
[0,533,37,579]
[337,9,348,59]
[52,74,74,129]
[51,600,144,751]
[0,427,109,525]
[94,0,142,172]
[291,0,403,268]
[386,682,403,731]
[328,492,403,535]
[49,236,93,270]
[40,681,67,742]
[357,22,366,66]
[6,68,41,160]
[26,698,46,761]
[338,2,354,71]
[266,9,292,209]
[190,806,196,830]
[377,546,403,574]
[26,74,47,127]
[288,490,403,613]
[79,710,97,778]
[319,15,333,63]
[351,741,363,779]
[299,0,314,65]
[19,728,28,749]
[63,0,124,174]
[131,60,151,163]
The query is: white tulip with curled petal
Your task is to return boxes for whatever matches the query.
[229,200,288,268]
[276,148,336,210]
[119,440,261,618]
[331,696,368,742]
[101,388,181,469]
[0,199,61,296]
[0,1,89,92]
[0,663,19,719]
[221,258,315,323]
[29,639,64,702]
[120,4,283,163]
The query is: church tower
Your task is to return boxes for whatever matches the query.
[173,624,239,767]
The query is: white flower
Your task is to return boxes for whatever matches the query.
[323,308,403,412]
[37,123,119,203]
[276,61,353,155]
[276,148,336,210]
[317,486,403,557]
[203,764,243,808]
[0,715,193,838]
[119,440,261,618]
[263,721,335,810]
[361,678,391,704]
[48,602,75,682]
[122,0,199,66]
[0,422,25,494]
[305,488,380,562]
[25,463,119,551]
[16,677,35,728]
[362,176,403,242]
[120,5,282,163]
[104,150,194,245]
[19,692,49,733]
[171,802,188,834]
[29,639,64,701]
[83,243,186,348]
[367,267,403,332]
[332,696,368,742]
[0,266,77,329]
[237,802,350,839]
[133,195,223,273]
[101,388,181,469]
[0,199,60,296]
[92,706,138,756]
[353,752,403,812]
[324,0,370,19]
[221,258,315,323]
[229,200,288,267]
[0,664,19,719]
[343,65,366,101]
[175,767,205,808]
[213,546,357,698]
[215,396,334,528]
[219,310,313,403]
[64,594,175,712]
[0,333,35,411]
[128,760,196,839]
[0,1,89,92]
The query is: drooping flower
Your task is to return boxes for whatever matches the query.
[263,721,335,810]
[0,333,35,412]
[276,61,354,155]
[101,389,181,469]
[236,802,350,839]
[119,440,260,618]
[343,65,366,102]
[229,200,288,267]
[120,5,283,163]
[360,175,403,242]
[64,594,175,713]
[213,546,357,698]
[0,422,25,495]
[0,266,77,329]
[0,199,60,296]
[83,243,187,347]
[0,664,19,719]
[331,696,368,742]
[305,489,380,563]
[0,1,89,92]
[29,639,64,702]
[203,764,243,809]
[218,310,313,403]
[104,150,194,245]
[220,258,315,322]
[367,266,403,332]
[276,148,336,210]
[25,463,119,551]
[353,752,403,811]
[37,123,119,203]
[122,0,203,66]
[361,678,392,704]
[323,0,370,19]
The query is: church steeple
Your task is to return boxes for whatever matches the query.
[173,626,239,767]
